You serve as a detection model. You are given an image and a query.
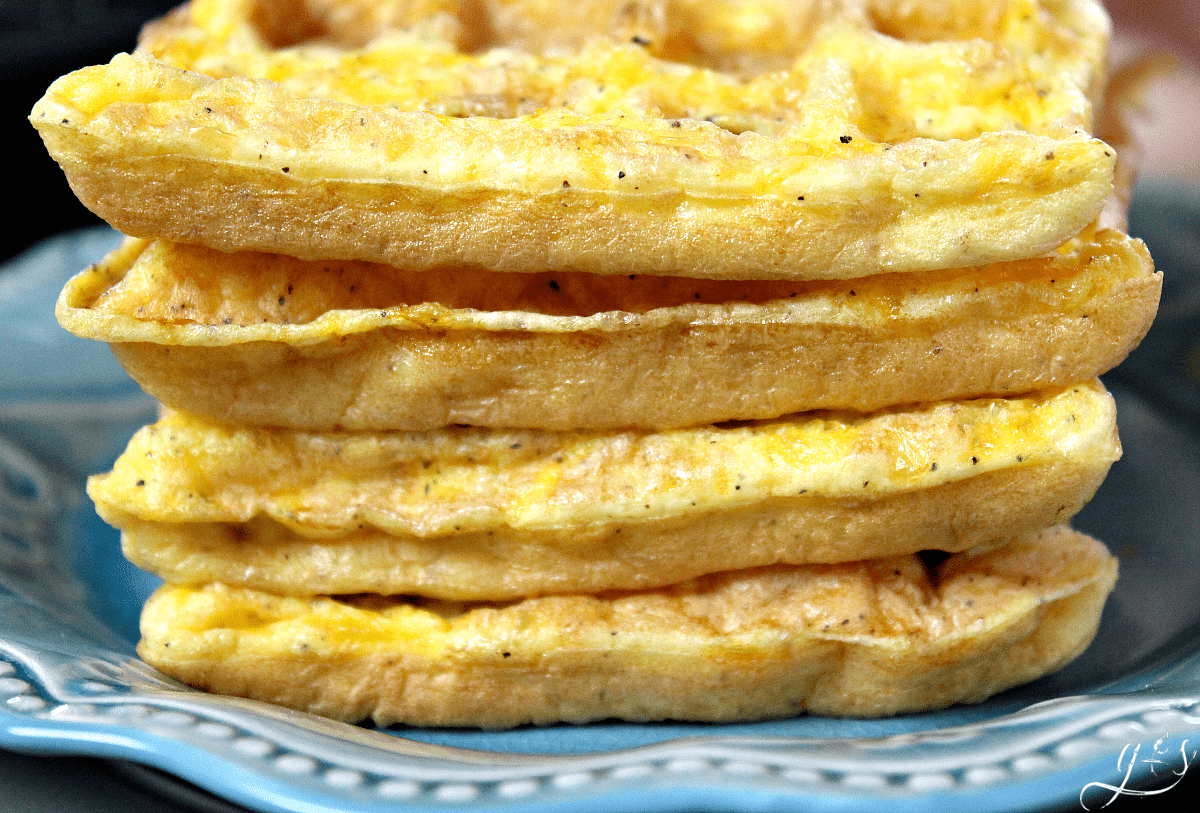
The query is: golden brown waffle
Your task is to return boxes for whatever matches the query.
[92,383,1119,599]
[30,0,1149,727]
[59,229,1158,430]
[136,526,1117,727]
[32,0,1116,279]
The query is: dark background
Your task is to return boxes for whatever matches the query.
[3,0,177,262]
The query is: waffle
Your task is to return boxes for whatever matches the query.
[137,526,1118,728]
[31,0,1152,727]
[32,0,1116,280]
[92,383,1118,599]
[60,228,1156,430]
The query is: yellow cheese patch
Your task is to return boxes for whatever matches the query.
[90,381,1118,537]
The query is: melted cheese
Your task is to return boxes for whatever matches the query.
[90,381,1117,536]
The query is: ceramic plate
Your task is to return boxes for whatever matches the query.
[2,182,1199,813]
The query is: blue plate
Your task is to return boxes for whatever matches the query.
[2,181,1199,813]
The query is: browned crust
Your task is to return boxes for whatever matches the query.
[32,0,1118,284]
[137,527,1118,727]
[64,230,1159,431]
[43,129,1115,281]
[115,458,1111,599]
[101,264,1158,429]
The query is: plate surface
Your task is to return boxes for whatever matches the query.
[2,182,1199,813]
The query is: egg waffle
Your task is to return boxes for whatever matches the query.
[32,0,1116,280]
[92,382,1119,599]
[136,526,1118,728]
[31,0,1152,727]
[59,228,1157,430]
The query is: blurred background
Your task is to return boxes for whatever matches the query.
[1105,0,1200,182]
[4,0,177,261]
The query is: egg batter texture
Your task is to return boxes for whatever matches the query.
[93,382,1119,599]
[58,228,1158,430]
[137,526,1117,727]
[32,0,1155,727]
[32,0,1116,280]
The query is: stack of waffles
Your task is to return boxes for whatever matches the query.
[32,0,1158,727]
